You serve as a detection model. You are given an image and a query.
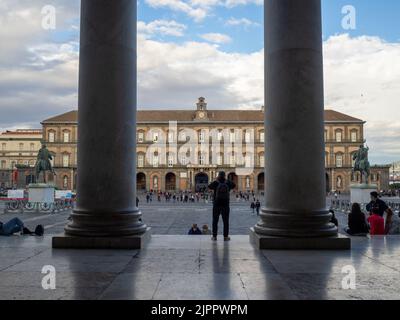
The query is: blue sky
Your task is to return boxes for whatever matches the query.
[0,0,399,164]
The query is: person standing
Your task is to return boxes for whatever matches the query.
[255,199,261,216]
[208,171,235,241]
[250,201,255,214]
[366,192,390,217]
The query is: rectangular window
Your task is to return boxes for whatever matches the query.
[19,143,24,151]
[153,155,159,167]
[245,132,251,143]
[1,161,5,169]
[138,155,144,168]
[260,132,265,143]
[180,156,187,166]
[351,131,357,142]
[138,132,144,143]
[336,131,342,142]
[336,155,343,168]
[217,155,223,166]
[324,130,328,142]
[30,143,35,151]
[217,131,222,141]
[1,143,6,151]
[230,131,235,143]
[63,132,70,143]
[199,155,205,165]
[63,154,69,167]
[48,132,55,143]
[168,156,174,168]
[199,132,205,143]
[260,155,265,167]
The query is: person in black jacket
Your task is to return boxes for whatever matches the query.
[366,191,389,217]
[208,171,235,241]
[345,203,369,235]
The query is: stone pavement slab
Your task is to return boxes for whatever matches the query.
[0,234,400,300]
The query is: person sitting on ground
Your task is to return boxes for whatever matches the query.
[202,224,211,235]
[345,203,369,236]
[0,217,44,237]
[368,207,385,236]
[329,209,338,227]
[188,224,202,235]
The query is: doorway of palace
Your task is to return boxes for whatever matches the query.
[195,173,209,192]
[257,172,264,192]
[137,172,146,191]
[165,172,177,191]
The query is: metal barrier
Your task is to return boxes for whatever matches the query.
[330,198,400,215]
[1,198,74,214]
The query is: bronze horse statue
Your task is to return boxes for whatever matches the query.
[35,144,56,183]
[352,144,370,184]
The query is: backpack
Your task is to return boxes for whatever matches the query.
[215,181,230,202]
[35,225,44,236]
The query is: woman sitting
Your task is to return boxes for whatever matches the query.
[345,203,369,236]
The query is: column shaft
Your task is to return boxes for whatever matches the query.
[254,0,336,238]
[65,0,147,237]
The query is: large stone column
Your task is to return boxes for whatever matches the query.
[250,0,350,249]
[53,0,149,249]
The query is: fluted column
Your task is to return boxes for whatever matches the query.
[251,0,349,249]
[53,0,148,248]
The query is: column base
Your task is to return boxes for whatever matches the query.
[250,228,351,250]
[52,227,151,249]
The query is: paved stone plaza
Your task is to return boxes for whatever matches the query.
[1,200,400,300]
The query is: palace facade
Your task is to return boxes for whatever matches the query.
[0,129,42,188]
[30,98,391,193]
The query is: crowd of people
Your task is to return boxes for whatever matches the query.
[342,192,400,236]
[142,189,263,205]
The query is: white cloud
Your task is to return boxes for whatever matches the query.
[226,17,260,28]
[145,0,208,22]
[145,0,262,21]
[138,20,187,37]
[323,34,400,163]
[0,2,398,164]
[200,33,232,44]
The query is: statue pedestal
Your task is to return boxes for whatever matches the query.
[350,183,377,205]
[29,184,55,203]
